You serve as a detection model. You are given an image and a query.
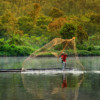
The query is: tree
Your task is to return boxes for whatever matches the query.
[18,16,34,35]
[48,17,67,32]
[90,14,100,24]
[76,25,88,44]
[1,11,18,41]
[28,3,41,26]
[48,17,67,38]
[60,23,76,39]
[0,22,7,38]
[37,15,52,26]
[49,7,64,19]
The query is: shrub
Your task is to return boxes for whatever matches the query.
[91,50,100,56]
[77,50,91,56]
[0,43,34,56]
[94,46,100,50]
[0,38,5,45]
[60,23,76,39]
[0,51,9,56]
[77,45,88,50]
[88,46,95,51]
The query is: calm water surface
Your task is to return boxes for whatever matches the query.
[0,57,100,100]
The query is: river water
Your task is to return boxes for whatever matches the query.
[0,57,100,100]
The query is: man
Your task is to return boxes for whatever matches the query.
[61,52,67,70]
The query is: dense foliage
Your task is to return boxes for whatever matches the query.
[0,0,100,56]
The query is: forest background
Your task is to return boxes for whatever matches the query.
[0,0,100,56]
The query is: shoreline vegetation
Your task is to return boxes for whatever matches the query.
[0,50,100,57]
[0,0,100,57]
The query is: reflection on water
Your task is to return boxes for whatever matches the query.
[62,74,67,88]
[0,72,100,100]
[80,56,100,71]
[22,73,84,100]
[0,57,26,69]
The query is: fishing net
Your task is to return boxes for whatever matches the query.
[22,37,84,71]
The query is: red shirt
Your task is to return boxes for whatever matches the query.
[61,54,67,62]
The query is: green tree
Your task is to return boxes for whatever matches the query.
[49,7,64,19]
[0,22,7,38]
[37,15,52,26]
[18,16,33,36]
[60,23,76,39]
[29,3,41,26]
[90,14,100,24]
[76,25,88,44]
[1,11,18,42]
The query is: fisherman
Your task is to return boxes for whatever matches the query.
[61,52,67,70]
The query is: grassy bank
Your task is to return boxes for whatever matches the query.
[0,39,100,57]
[1,49,100,57]
[77,50,100,56]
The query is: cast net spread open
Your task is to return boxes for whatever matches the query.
[22,37,84,71]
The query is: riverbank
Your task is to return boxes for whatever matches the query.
[0,50,100,57]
